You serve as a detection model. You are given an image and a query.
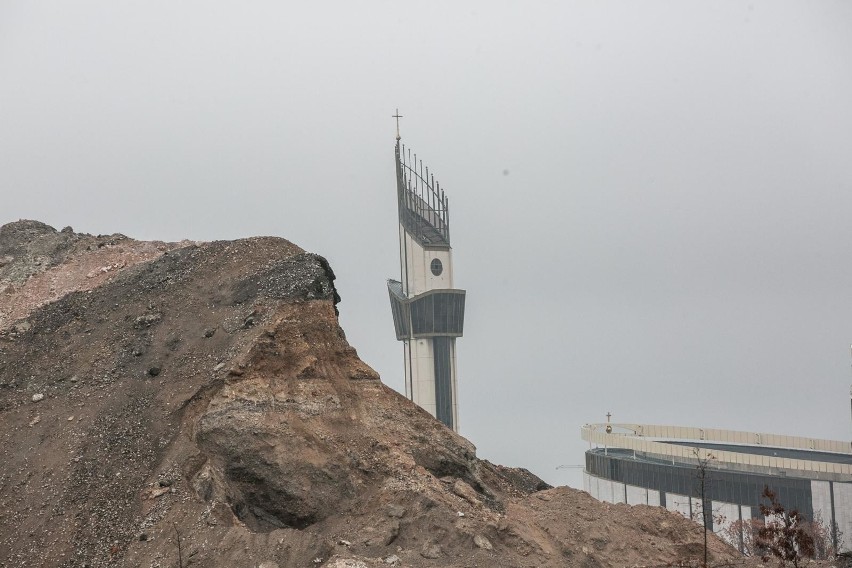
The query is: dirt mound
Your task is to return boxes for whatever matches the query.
[0,220,186,331]
[0,221,754,567]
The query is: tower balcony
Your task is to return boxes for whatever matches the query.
[387,279,465,341]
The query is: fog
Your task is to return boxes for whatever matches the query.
[3,1,852,486]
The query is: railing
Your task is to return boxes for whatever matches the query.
[395,142,450,246]
[580,423,852,477]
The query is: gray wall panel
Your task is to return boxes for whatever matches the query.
[433,337,453,429]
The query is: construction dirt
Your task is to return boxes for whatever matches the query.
[0,221,768,567]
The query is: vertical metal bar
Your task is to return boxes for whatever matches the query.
[445,193,450,242]
[427,170,432,213]
[441,192,447,237]
[426,166,431,213]
[431,174,435,213]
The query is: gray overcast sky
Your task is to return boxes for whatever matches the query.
[3,1,852,487]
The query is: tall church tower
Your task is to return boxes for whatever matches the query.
[387,118,466,431]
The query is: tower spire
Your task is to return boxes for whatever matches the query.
[393,108,403,141]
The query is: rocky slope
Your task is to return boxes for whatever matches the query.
[0,221,751,568]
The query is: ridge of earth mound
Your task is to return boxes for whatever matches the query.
[0,221,751,567]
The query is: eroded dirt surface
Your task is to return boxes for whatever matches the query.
[0,221,758,568]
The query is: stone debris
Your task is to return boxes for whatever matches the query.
[31,393,44,402]
[419,543,442,559]
[473,534,493,550]
[451,479,480,505]
[85,260,127,278]
[385,504,406,519]
[326,560,368,568]
[144,486,171,500]
[134,313,162,328]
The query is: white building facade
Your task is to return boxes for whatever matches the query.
[581,423,852,553]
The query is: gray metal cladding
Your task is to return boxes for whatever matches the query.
[433,336,454,429]
[409,291,465,336]
[387,280,465,340]
[387,281,411,340]
[585,449,814,525]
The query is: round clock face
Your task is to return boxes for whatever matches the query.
[430,258,443,276]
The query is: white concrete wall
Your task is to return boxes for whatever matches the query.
[598,478,613,503]
[400,228,453,296]
[593,478,627,504]
[583,471,592,495]
[449,339,459,429]
[407,338,436,418]
[626,484,647,505]
[583,472,762,554]
[589,474,600,500]
[647,489,660,507]
[611,481,626,504]
[690,497,703,524]
[666,492,691,520]
[712,501,741,548]
[834,482,852,553]
[811,480,833,539]
[403,341,412,399]
[397,225,409,292]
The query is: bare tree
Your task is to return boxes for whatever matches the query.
[721,517,767,557]
[800,517,845,560]
[692,448,716,568]
[756,486,815,567]
[173,522,184,568]
[725,514,841,562]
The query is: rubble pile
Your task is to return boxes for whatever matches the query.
[0,221,751,567]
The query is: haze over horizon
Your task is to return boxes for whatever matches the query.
[3,1,852,487]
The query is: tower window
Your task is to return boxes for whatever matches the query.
[430,258,443,276]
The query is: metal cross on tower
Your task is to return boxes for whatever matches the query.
[393,108,403,141]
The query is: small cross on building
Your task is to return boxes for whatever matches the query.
[393,108,403,140]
